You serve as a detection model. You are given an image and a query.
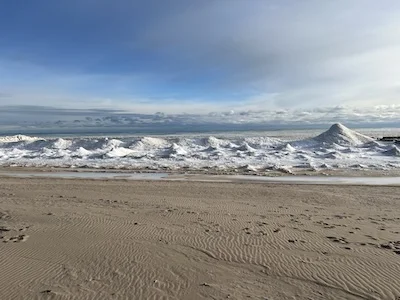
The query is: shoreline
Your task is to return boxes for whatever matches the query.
[0,167,400,186]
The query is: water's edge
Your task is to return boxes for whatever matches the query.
[1,170,399,186]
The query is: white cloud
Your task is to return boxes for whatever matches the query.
[0,105,399,129]
[137,0,400,108]
[1,1,400,111]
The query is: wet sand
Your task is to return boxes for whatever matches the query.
[1,177,400,299]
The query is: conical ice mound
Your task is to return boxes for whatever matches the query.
[313,123,374,145]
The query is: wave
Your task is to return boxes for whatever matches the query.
[0,123,399,172]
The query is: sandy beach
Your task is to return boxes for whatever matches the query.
[1,177,400,300]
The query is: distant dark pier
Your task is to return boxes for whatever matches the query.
[377,136,400,144]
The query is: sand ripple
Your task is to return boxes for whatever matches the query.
[0,178,399,299]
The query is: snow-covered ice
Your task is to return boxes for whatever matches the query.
[0,123,398,173]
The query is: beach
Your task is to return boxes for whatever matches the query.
[1,177,400,300]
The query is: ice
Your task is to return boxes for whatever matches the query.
[312,123,374,145]
[0,123,398,173]
[53,138,72,149]
[382,145,400,157]
[0,135,43,143]
[105,147,135,158]
[165,143,188,157]
[280,143,296,152]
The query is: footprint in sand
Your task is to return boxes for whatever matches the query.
[0,226,11,233]
[380,241,400,250]
[2,234,29,243]
[365,234,378,241]
[327,236,348,244]
[0,212,11,220]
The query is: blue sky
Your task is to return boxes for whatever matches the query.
[1,0,400,117]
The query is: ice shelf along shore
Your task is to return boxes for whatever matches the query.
[0,123,399,174]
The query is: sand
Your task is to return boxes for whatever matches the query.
[1,178,400,300]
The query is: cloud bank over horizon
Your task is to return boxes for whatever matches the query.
[0,105,399,132]
[1,0,400,118]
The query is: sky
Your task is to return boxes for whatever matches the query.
[0,0,400,127]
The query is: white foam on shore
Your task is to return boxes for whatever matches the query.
[0,123,399,173]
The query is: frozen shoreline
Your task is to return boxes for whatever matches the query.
[0,124,399,174]
[1,169,399,185]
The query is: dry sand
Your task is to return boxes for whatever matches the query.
[1,178,400,300]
